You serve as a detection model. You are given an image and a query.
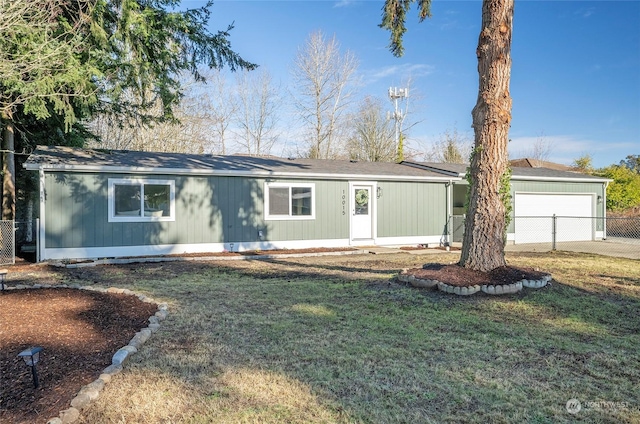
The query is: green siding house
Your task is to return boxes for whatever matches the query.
[24,147,610,261]
[24,146,455,260]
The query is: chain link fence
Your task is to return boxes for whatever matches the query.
[0,220,15,265]
[449,215,639,259]
[509,215,640,259]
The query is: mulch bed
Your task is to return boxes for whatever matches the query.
[0,288,158,424]
[406,263,550,287]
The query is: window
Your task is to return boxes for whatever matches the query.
[265,183,315,220]
[109,179,175,222]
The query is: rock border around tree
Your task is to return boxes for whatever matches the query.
[397,270,552,296]
[3,283,167,424]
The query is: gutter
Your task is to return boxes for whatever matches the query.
[511,175,613,183]
[23,163,461,183]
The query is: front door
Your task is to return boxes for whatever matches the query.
[351,185,373,241]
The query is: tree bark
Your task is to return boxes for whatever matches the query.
[459,0,513,272]
[1,111,16,221]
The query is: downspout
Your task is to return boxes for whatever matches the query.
[603,181,609,240]
[38,167,45,262]
[446,180,452,248]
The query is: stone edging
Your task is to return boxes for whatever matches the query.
[397,272,552,296]
[3,283,167,424]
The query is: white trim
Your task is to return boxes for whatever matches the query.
[108,178,175,222]
[41,238,351,261]
[374,235,443,246]
[512,175,611,183]
[24,163,457,182]
[264,182,315,220]
[349,181,377,244]
[401,162,611,183]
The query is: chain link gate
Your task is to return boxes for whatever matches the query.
[0,220,15,265]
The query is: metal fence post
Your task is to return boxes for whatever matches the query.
[12,220,15,264]
[36,218,40,263]
[552,214,557,251]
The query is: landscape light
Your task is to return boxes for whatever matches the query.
[18,346,44,388]
[0,269,7,291]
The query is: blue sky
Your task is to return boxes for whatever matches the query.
[202,0,639,168]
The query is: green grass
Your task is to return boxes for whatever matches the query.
[74,252,640,423]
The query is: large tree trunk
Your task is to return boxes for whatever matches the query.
[459,0,513,272]
[1,111,16,221]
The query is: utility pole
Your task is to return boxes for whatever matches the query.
[388,87,408,162]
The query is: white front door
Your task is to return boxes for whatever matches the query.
[351,185,373,241]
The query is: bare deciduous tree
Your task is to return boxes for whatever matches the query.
[423,127,472,164]
[291,31,359,159]
[514,132,553,166]
[347,97,396,162]
[232,69,281,156]
[89,74,222,154]
[207,70,237,155]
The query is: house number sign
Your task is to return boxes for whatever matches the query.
[342,190,346,215]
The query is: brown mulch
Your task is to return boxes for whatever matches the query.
[405,263,550,287]
[0,288,158,424]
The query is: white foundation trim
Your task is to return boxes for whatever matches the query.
[42,239,351,261]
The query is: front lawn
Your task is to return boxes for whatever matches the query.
[39,252,640,423]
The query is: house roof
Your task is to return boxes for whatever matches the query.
[509,158,575,171]
[402,161,611,183]
[24,145,454,182]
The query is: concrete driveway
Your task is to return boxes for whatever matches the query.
[505,238,640,260]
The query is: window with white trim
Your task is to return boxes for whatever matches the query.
[108,179,175,222]
[265,183,315,220]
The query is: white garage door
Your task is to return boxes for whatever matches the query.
[514,193,594,243]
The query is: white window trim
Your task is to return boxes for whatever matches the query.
[108,178,176,222]
[264,182,315,221]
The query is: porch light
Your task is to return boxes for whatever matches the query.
[18,346,43,388]
[597,195,603,204]
[377,187,383,198]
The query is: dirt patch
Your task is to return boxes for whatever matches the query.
[399,245,462,252]
[0,288,158,424]
[405,264,550,287]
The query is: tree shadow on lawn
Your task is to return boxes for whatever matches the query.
[5,258,638,423]
[76,268,640,423]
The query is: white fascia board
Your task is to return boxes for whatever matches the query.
[25,163,459,182]
[511,175,612,183]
